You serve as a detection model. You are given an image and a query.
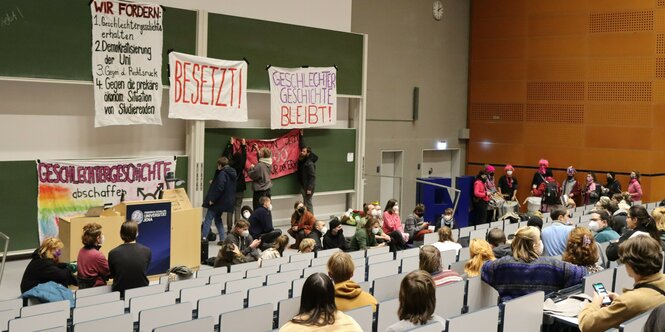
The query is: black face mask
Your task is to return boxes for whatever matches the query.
[415,212,424,218]
[297,207,305,214]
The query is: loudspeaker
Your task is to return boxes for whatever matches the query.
[412,87,419,121]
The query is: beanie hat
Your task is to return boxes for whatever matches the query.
[504,164,514,171]
[538,159,549,167]
[485,165,496,173]
[329,217,341,230]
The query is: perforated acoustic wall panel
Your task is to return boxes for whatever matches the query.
[589,11,653,33]
[468,2,665,203]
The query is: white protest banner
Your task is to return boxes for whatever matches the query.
[36,157,175,241]
[91,0,163,127]
[168,52,248,121]
[268,66,337,129]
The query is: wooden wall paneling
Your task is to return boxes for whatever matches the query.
[589,33,656,57]
[522,123,584,146]
[472,17,527,39]
[471,38,527,60]
[587,82,652,102]
[467,142,526,166]
[470,60,527,81]
[589,0,655,11]
[584,126,653,150]
[473,0,526,19]
[469,81,526,102]
[585,104,652,126]
[654,10,665,31]
[528,59,587,81]
[579,148,652,172]
[653,81,665,102]
[526,82,585,101]
[588,57,654,81]
[528,14,589,37]
[469,103,524,122]
[589,10,654,33]
[528,36,589,58]
[468,121,525,144]
[527,0,590,15]
[647,178,665,202]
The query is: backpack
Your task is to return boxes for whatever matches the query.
[543,181,559,205]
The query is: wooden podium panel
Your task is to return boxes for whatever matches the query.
[59,193,201,270]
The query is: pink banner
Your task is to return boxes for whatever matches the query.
[233,129,300,182]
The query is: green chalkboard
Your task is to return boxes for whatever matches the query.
[0,157,188,253]
[204,128,356,197]
[0,0,196,85]
[207,14,364,96]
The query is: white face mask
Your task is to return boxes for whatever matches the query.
[507,171,513,176]
[240,230,250,237]
[267,204,272,211]
[393,205,399,212]
[444,215,452,221]
[371,227,380,234]
[243,211,251,219]
[589,221,600,232]
[372,210,380,217]
[98,235,105,245]
[320,227,328,234]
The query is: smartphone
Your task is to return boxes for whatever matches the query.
[592,283,612,306]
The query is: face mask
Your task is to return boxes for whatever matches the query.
[588,221,600,232]
[444,215,452,221]
[99,235,105,245]
[507,171,513,176]
[267,204,272,211]
[535,242,543,256]
[297,207,305,214]
[372,210,380,217]
[415,212,424,218]
[243,211,251,219]
[630,174,636,179]
[54,249,62,257]
[489,173,494,177]
[241,230,250,237]
[481,175,487,180]
[371,227,380,234]
[393,205,399,212]
[320,227,328,234]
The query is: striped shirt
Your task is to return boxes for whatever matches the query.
[430,269,463,286]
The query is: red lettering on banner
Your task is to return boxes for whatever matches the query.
[182,61,190,104]
[231,130,300,182]
[92,1,114,14]
[174,60,183,102]
[281,106,290,126]
[307,105,319,124]
[215,69,227,107]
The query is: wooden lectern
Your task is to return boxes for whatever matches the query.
[58,188,201,270]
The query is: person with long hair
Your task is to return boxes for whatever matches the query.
[465,239,496,277]
[280,273,362,331]
[76,223,110,288]
[627,170,643,202]
[579,236,665,331]
[431,226,462,254]
[288,201,306,249]
[473,169,490,226]
[383,199,409,245]
[584,172,600,205]
[350,217,386,251]
[562,166,582,207]
[652,207,665,243]
[20,237,76,293]
[562,227,603,274]
[260,235,290,263]
[607,205,663,261]
[385,270,445,332]
[481,226,585,302]
[214,243,250,268]
[419,245,463,286]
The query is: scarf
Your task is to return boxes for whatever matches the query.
[259,157,273,166]
[538,166,547,174]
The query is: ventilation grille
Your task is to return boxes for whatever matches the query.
[589,11,654,33]
[470,103,524,122]
[587,82,652,102]
[586,104,650,126]
[657,58,665,78]
[658,34,665,54]
[659,0,665,7]
[525,104,584,123]
[527,82,585,101]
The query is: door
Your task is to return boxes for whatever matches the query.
[380,151,403,208]
[422,150,453,178]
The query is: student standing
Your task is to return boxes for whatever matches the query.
[202,157,237,242]
[223,137,247,234]
[248,146,273,210]
[298,145,317,214]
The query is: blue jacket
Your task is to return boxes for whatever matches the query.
[249,206,274,239]
[21,281,75,307]
[203,166,237,213]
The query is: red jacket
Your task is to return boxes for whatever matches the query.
[474,179,490,202]
[77,246,110,287]
[532,176,560,197]
[298,211,316,236]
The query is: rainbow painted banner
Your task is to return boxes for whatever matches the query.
[36,157,176,241]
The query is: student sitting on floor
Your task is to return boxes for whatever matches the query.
[214,243,250,268]
[259,235,290,264]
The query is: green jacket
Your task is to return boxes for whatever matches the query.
[594,227,620,244]
[350,228,377,251]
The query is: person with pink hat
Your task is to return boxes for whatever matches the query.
[531,159,550,189]
[485,165,497,194]
[498,165,518,201]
